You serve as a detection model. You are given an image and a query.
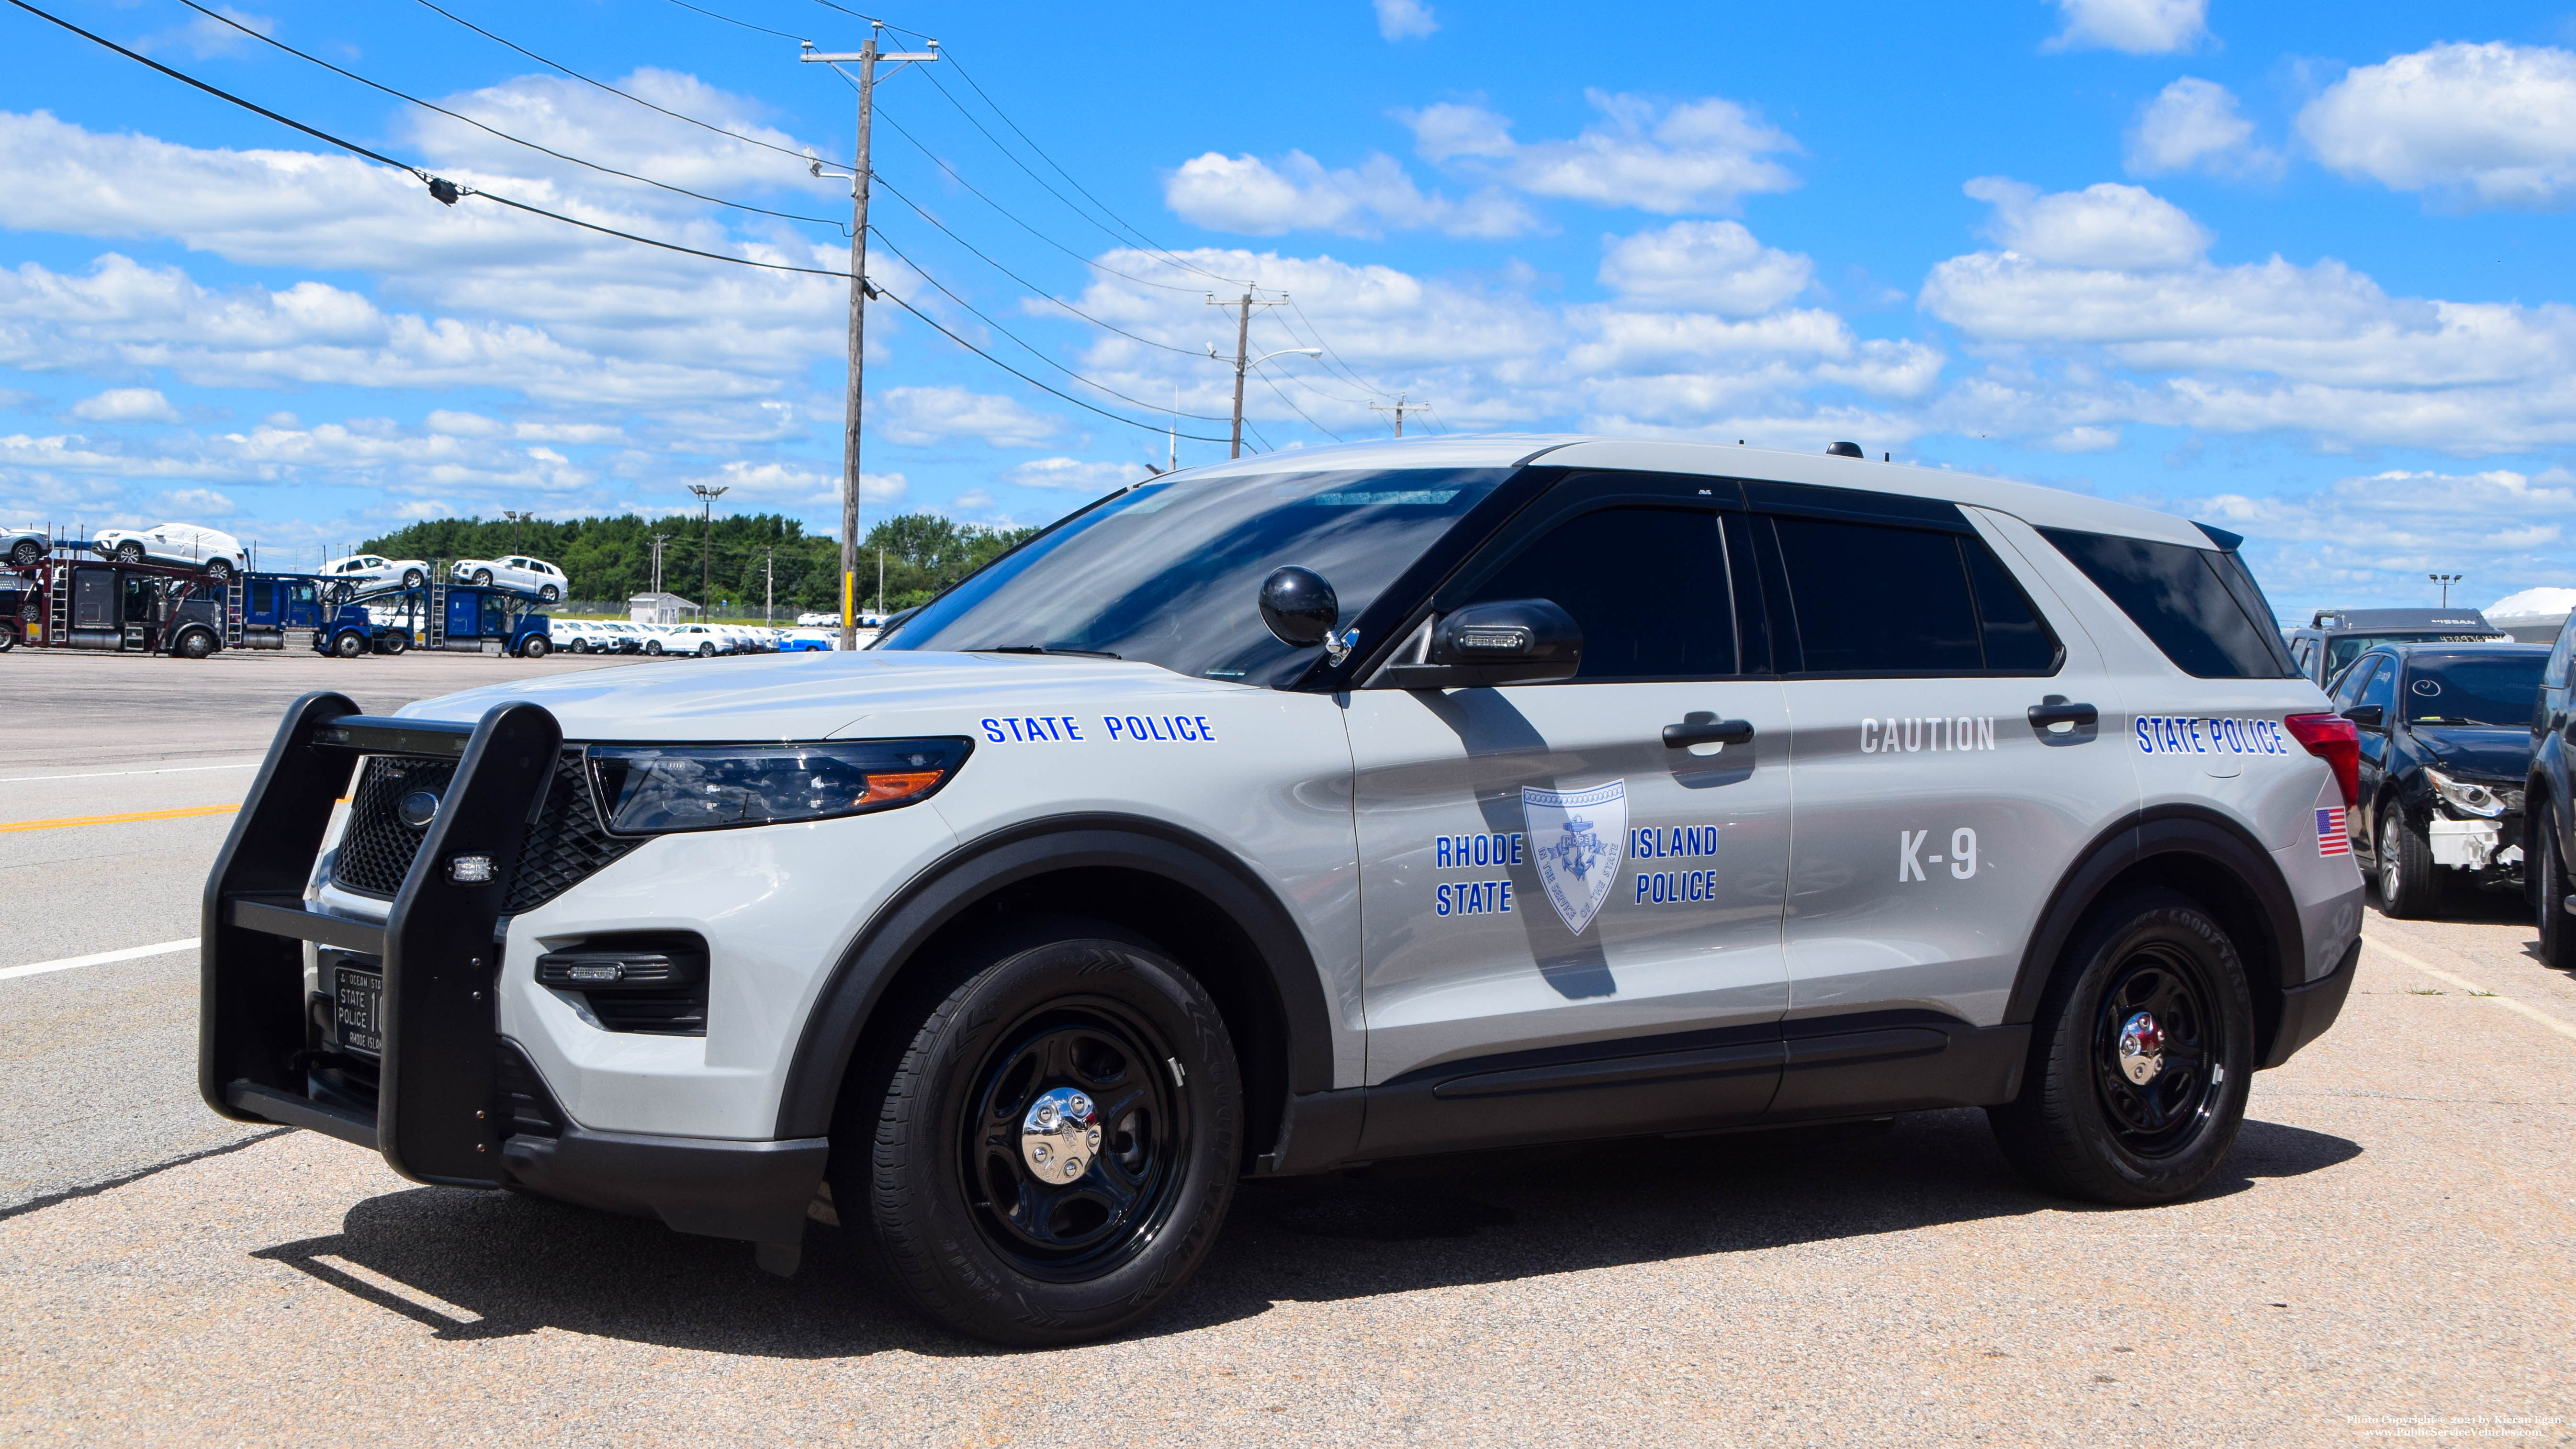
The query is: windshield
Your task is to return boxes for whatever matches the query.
[2329,631,2501,675]
[880,467,1514,685]
[2404,654,2544,728]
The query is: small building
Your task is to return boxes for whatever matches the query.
[629,591,699,626]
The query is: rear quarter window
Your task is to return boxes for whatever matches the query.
[2039,528,2297,680]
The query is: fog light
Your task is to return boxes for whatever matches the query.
[448,854,496,884]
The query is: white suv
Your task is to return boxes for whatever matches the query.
[206,437,2363,1348]
[321,553,430,591]
[94,522,244,580]
[453,555,568,602]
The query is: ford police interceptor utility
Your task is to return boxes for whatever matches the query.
[202,438,2363,1345]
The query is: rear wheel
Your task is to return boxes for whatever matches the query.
[2537,817,2576,972]
[836,924,1240,1346]
[644,640,664,655]
[539,584,560,603]
[8,539,39,566]
[0,622,20,651]
[1988,890,2254,1206]
[375,632,408,655]
[203,557,233,583]
[2377,803,2443,919]
[401,569,424,589]
[472,569,494,586]
[697,642,716,657]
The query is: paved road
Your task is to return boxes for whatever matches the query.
[1,657,2570,1443]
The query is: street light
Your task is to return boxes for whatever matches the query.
[2429,572,2462,607]
[689,484,729,617]
[502,509,528,556]
[1206,344,1323,458]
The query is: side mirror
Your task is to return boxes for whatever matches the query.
[1259,566,1339,650]
[2344,703,2385,731]
[1376,599,1583,688]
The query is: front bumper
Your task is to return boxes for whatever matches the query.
[202,693,825,1260]
[2428,812,2523,872]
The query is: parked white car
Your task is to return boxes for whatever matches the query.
[550,619,614,653]
[94,522,244,580]
[321,553,430,591]
[452,555,568,602]
[653,622,727,656]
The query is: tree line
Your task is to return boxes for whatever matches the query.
[358,512,1041,613]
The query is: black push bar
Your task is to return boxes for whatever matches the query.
[201,690,561,1187]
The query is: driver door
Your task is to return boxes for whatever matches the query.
[1345,475,1791,1154]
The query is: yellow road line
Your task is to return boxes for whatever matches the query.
[0,803,240,834]
[2364,935,2576,1045]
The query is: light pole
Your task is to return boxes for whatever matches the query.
[502,509,528,556]
[2430,573,2462,607]
[1204,340,1320,458]
[690,484,728,614]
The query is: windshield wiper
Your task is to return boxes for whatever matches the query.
[983,644,1122,659]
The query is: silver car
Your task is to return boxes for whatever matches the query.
[204,437,2362,1348]
[3,526,46,568]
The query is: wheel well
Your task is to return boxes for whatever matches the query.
[817,853,1306,1175]
[2080,852,2286,1062]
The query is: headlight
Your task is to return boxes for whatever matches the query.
[2425,768,2513,819]
[587,738,971,835]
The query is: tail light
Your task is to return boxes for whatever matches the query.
[2283,713,2360,808]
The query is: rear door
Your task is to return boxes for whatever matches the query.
[1347,474,1793,1143]
[1753,486,2133,1042]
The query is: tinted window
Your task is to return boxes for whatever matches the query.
[1462,507,1732,679]
[2356,657,2397,716]
[1769,517,2057,674]
[2403,653,2544,728]
[2329,657,2377,710]
[887,467,1511,686]
[2547,620,2576,689]
[2040,529,2297,679]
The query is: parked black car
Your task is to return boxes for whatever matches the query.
[2288,607,2512,689]
[2524,619,2576,967]
[2327,641,2546,916]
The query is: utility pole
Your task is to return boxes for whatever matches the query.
[690,483,728,614]
[764,546,774,626]
[649,534,667,599]
[803,27,938,650]
[2430,572,2462,607]
[1370,393,1428,438]
[876,548,885,619]
[1207,292,1289,459]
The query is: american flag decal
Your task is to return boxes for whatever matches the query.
[2316,807,2351,856]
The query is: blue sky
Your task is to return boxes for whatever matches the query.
[4,0,2576,617]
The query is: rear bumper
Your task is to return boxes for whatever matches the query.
[2262,935,2359,1069]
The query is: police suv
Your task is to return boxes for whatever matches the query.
[203,438,2363,1345]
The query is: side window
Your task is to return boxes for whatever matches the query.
[1767,516,2059,674]
[1460,506,1734,679]
[2038,528,2298,679]
[2547,619,2576,689]
[2329,657,2375,710]
[2356,657,2398,716]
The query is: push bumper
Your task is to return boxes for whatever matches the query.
[201,692,824,1266]
[2261,935,2360,1069]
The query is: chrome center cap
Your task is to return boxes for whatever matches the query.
[2117,1011,2166,1085]
[1021,1087,1101,1185]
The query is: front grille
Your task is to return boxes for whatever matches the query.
[331,748,641,912]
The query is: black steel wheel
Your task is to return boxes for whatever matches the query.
[836,923,1239,1346]
[1989,888,2253,1205]
[2537,817,2576,972]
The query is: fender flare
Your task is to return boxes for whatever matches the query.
[772,813,1337,1141]
[2004,806,2305,1030]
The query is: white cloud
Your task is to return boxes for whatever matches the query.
[876,386,1062,448]
[2171,469,2576,604]
[143,6,274,60]
[1373,0,1437,42]
[1961,177,2211,269]
[1163,151,1531,238]
[2042,0,2207,55]
[675,459,906,508]
[2298,42,2576,210]
[1410,91,1801,215]
[69,387,182,424]
[2125,79,2283,180]
[1598,221,1812,315]
[2043,425,2122,452]
[151,487,236,516]
[1005,457,1148,491]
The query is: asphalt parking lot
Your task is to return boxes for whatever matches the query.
[3,651,2572,1446]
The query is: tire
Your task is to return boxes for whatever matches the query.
[645,640,664,656]
[2376,803,2443,919]
[173,629,214,660]
[472,569,495,586]
[204,557,233,583]
[569,638,590,654]
[8,539,38,566]
[114,541,145,564]
[2536,818,2576,972]
[539,585,560,603]
[1987,889,2255,1206]
[331,630,365,659]
[521,636,550,659]
[697,642,716,657]
[835,924,1241,1347]
[376,632,408,655]
[0,623,18,651]
[401,569,424,590]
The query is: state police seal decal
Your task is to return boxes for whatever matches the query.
[1521,780,1627,935]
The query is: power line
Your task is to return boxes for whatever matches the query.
[870,171,1200,355]
[664,0,810,42]
[414,0,852,169]
[176,0,850,231]
[1283,295,1396,402]
[1251,367,1345,442]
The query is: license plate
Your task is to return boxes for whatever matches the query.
[334,967,383,1056]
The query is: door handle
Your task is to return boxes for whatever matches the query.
[1663,715,1755,749]
[2027,697,2099,731]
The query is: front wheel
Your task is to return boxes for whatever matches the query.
[2377,804,2443,919]
[9,539,39,566]
[472,569,494,586]
[539,585,560,603]
[836,925,1241,1347]
[521,636,550,659]
[1988,890,2254,1206]
[2537,817,2576,971]
[401,569,424,590]
[644,640,664,656]
[203,558,233,583]
[331,631,365,659]
[173,629,215,659]
[114,541,145,564]
[697,642,716,657]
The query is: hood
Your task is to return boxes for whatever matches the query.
[393,650,1248,741]
[2408,725,2532,781]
